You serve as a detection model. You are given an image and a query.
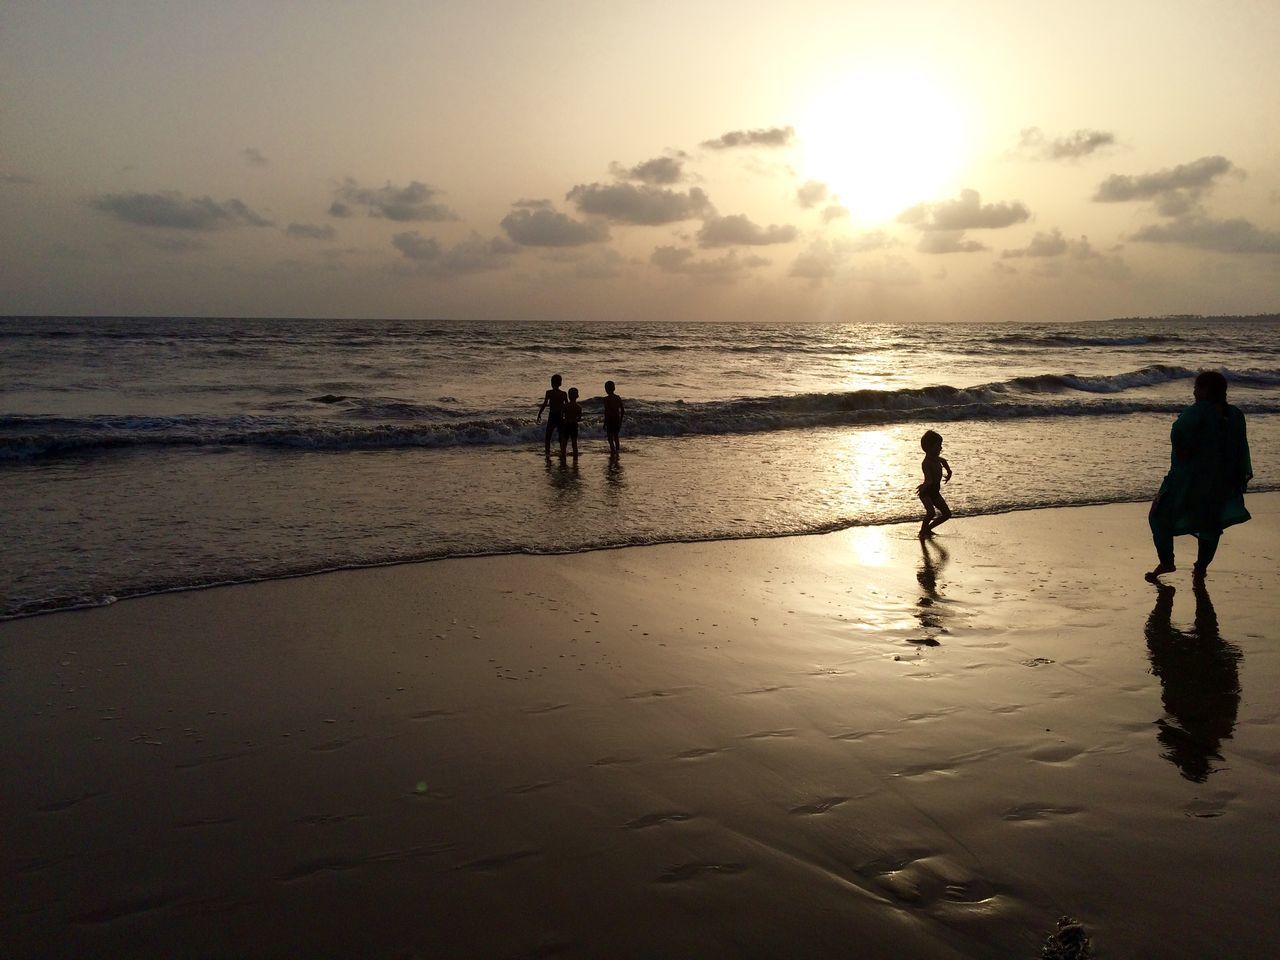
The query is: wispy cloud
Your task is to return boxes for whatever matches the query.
[243,147,269,167]
[500,206,610,246]
[899,189,1030,231]
[286,222,336,240]
[1017,127,1116,160]
[796,180,829,208]
[90,191,273,229]
[916,231,988,254]
[1002,229,1068,258]
[1093,156,1236,216]
[566,183,711,225]
[609,154,688,185]
[1002,228,1105,260]
[330,178,458,221]
[697,213,797,247]
[788,234,895,282]
[650,245,768,282]
[392,232,519,276]
[701,126,794,150]
[1131,215,1280,254]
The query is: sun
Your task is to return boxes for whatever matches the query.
[796,68,967,224]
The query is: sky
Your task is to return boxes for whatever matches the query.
[1,0,1278,323]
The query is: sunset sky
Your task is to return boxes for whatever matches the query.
[2,0,1277,323]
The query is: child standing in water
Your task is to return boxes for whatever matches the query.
[917,429,953,537]
[536,374,566,458]
[601,380,625,457]
[559,387,583,460]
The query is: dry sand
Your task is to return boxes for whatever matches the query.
[4,496,1280,958]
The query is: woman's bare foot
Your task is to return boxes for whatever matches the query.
[1145,561,1176,582]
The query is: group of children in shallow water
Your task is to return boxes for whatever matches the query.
[537,372,954,537]
[536,374,626,461]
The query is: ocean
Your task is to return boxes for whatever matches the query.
[2,315,1277,619]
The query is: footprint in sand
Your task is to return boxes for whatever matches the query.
[523,703,569,715]
[1183,792,1235,819]
[740,729,797,740]
[855,852,998,907]
[656,861,747,883]
[1001,802,1083,821]
[625,688,690,700]
[675,746,724,759]
[789,796,849,816]
[409,709,456,720]
[37,790,107,813]
[625,811,694,829]
[902,707,962,723]
[1027,743,1084,764]
[457,849,539,872]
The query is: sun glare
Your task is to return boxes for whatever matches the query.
[797,69,966,224]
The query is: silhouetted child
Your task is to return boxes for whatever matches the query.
[917,429,952,537]
[559,387,583,460]
[602,380,625,456]
[536,374,566,458]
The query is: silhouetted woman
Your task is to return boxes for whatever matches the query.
[1147,371,1252,582]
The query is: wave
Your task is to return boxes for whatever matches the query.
[990,332,1185,348]
[5,365,1279,461]
[5,484,1277,620]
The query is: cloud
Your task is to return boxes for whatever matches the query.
[541,247,627,280]
[90,191,273,229]
[1093,156,1236,216]
[391,231,440,260]
[392,232,519,276]
[821,205,849,223]
[330,178,458,221]
[243,147,269,167]
[566,182,711,225]
[789,241,845,282]
[145,235,207,253]
[609,155,687,185]
[1002,229,1069,258]
[500,206,610,246]
[796,180,829,208]
[1130,216,1280,254]
[899,189,1030,231]
[286,222,336,240]
[650,245,768,282]
[788,234,895,282]
[512,198,553,210]
[916,231,988,254]
[2,173,35,185]
[1018,127,1116,160]
[701,127,794,150]
[697,213,798,247]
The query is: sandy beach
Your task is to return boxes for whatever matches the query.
[4,495,1279,958]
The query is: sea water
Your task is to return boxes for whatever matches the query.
[2,315,1277,618]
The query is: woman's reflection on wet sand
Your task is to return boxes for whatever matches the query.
[1144,582,1241,782]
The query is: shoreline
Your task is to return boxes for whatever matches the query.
[4,495,1279,957]
[7,485,1279,623]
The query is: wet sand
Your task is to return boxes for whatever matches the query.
[4,496,1279,958]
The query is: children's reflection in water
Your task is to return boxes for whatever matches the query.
[1144,582,1241,783]
[544,458,581,499]
[913,538,950,646]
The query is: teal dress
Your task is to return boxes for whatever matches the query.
[1150,400,1252,564]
